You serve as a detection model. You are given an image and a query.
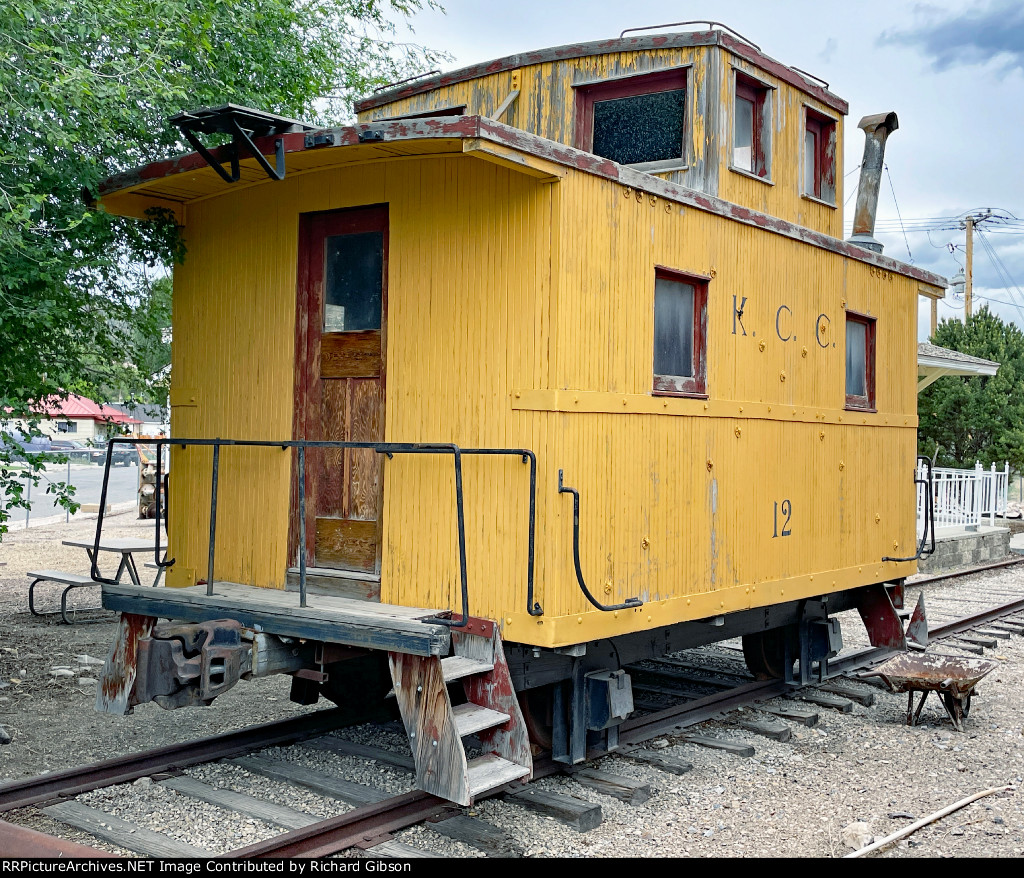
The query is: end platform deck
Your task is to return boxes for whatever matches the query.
[101,581,451,656]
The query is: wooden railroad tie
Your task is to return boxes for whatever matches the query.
[957,634,998,649]
[974,628,1011,640]
[159,776,318,830]
[617,746,694,775]
[230,755,390,806]
[428,814,516,857]
[814,682,877,707]
[571,768,652,805]
[43,801,208,858]
[850,675,892,692]
[952,641,986,656]
[728,715,792,742]
[364,840,441,858]
[988,621,1024,634]
[301,735,416,771]
[761,705,819,726]
[680,734,755,757]
[794,691,855,713]
[504,788,602,832]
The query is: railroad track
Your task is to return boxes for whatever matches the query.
[3,562,1023,858]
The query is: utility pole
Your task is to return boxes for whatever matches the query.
[965,216,974,318]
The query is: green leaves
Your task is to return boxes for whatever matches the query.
[919,307,1024,472]
[0,0,443,534]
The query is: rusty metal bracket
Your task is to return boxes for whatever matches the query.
[169,105,314,184]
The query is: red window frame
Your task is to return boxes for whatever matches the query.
[574,69,688,159]
[845,311,876,411]
[652,266,708,398]
[804,108,836,203]
[733,73,769,179]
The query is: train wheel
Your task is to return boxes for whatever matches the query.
[742,626,796,680]
[517,684,554,752]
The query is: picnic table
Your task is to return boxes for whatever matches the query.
[28,538,165,624]
[61,538,164,586]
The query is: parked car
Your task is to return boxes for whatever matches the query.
[49,438,92,462]
[0,431,52,460]
[90,442,137,467]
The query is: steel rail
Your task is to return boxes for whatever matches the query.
[908,555,1024,588]
[0,708,348,814]
[226,593,1024,857]
[5,594,1023,856]
[225,791,453,859]
[0,819,121,858]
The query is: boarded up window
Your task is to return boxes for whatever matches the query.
[653,269,707,396]
[324,231,384,332]
[592,89,686,165]
[575,69,688,167]
[845,312,875,410]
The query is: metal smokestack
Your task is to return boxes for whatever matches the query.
[847,111,899,254]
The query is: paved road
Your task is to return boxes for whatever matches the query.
[3,461,141,526]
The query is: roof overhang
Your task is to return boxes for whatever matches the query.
[918,343,999,392]
[94,115,947,290]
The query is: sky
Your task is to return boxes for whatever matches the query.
[390,0,1024,340]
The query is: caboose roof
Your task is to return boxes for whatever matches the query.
[354,29,849,116]
[94,115,947,290]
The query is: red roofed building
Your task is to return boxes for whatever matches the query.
[32,394,142,442]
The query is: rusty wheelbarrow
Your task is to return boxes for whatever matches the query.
[858,652,997,732]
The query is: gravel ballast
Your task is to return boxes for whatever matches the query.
[1,512,1022,857]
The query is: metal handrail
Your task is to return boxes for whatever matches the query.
[557,469,644,612]
[883,456,936,562]
[92,437,539,627]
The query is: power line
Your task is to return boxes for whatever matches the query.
[976,229,1024,325]
[883,164,913,263]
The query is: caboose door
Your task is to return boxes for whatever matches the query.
[293,205,387,575]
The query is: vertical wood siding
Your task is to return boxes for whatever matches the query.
[168,148,917,647]
[360,45,844,236]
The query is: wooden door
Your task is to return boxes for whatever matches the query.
[293,205,387,574]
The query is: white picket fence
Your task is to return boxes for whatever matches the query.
[917,461,1009,532]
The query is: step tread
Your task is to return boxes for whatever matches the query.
[467,754,530,797]
[442,655,493,682]
[452,702,510,737]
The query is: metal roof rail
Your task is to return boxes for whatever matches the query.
[373,69,441,93]
[791,66,830,89]
[619,21,761,51]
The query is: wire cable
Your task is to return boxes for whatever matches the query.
[883,164,913,263]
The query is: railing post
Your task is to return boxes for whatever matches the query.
[970,461,983,531]
[989,462,996,525]
[207,443,220,595]
[298,445,307,609]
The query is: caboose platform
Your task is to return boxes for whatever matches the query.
[101,581,451,657]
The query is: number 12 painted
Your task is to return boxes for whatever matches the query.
[773,500,792,537]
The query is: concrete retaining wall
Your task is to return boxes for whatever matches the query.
[916,526,1011,575]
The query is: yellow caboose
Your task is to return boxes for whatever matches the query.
[92,25,943,805]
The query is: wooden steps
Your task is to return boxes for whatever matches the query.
[468,754,531,798]
[389,623,532,807]
[453,703,511,737]
[441,655,493,682]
